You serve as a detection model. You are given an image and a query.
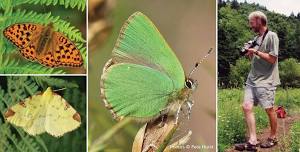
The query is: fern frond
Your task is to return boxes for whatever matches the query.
[64,88,85,109]
[7,76,39,98]
[54,17,85,42]
[7,77,30,103]
[8,0,25,7]
[76,42,87,67]
[0,0,13,15]
[0,87,8,113]
[0,53,65,74]
[15,128,42,152]
[1,125,23,152]
[10,0,86,11]
[33,136,48,152]
[23,78,40,95]
[0,122,17,152]
[27,0,85,11]
[31,76,79,89]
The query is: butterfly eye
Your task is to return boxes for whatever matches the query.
[185,80,193,89]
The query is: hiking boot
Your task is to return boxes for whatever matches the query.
[234,141,259,151]
[260,137,278,148]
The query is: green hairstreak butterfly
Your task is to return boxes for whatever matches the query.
[100,12,212,123]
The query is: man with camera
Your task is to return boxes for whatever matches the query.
[235,11,280,151]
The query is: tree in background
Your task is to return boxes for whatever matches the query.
[228,58,250,88]
[279,58,300,88]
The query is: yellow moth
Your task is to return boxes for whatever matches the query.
[4,87,81,137]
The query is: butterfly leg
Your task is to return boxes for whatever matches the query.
[186,100,194,120]
[175,104,182,125]
[158,114,167,127]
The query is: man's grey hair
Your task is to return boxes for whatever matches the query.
[248,11,267,26]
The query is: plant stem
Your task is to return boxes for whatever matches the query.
[89,117,133,152]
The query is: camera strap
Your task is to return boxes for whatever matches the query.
[257,28,269,48]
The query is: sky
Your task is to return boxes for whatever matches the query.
[237,0,300,16]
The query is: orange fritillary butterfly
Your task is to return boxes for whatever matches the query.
[3,23,83,68]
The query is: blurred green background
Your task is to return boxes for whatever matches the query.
[88,0,216,151]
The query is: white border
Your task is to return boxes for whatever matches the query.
[85,0,89,150]
[215,0,218,151]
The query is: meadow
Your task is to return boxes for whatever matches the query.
[290,121,300,152]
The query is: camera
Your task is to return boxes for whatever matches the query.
[240,40,258,56]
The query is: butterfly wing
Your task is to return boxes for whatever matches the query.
[19,44,38,61]
[4,93,47,136]
[45,92,81,137]
[37,52,60,68]
[51,32,83,67]
[101,61,176,121]
[3,23,43,49]
[101,12,186,121]
[5,88,80,137]
[4,23,83,68]
[112,12,185,89]
[3,23,44,62]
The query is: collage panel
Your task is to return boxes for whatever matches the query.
[218,0,300,151]
[0,0,86,74]
[0,76,86,151]
[88,0,216,151]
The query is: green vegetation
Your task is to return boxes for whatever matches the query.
[0,76,86,152]
[218,88,300,151]
[218,89,267,151]
[279,58,300,88]
[290,122,300,151]
[0,0,86,74]
[228,58,250,88]
[228,58,300,88]
[218,0,300,87]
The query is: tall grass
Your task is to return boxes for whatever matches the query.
[290,122,300,151]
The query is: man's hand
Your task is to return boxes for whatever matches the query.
[246,48,256,58]
[247,48,256,54]
[246,48,277,64]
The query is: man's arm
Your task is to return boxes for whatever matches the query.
[247,49,277,64]
[246,33,279,64]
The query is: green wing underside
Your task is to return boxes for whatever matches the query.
[113,12,185,90]
[102,63,176,118]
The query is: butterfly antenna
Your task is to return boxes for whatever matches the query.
[188,48,213,78]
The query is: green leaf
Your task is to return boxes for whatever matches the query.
[11,0,86,11]
[0,53,65,74]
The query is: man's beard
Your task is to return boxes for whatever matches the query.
[251,27,260,33]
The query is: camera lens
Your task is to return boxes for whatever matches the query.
[240,40,254,56]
